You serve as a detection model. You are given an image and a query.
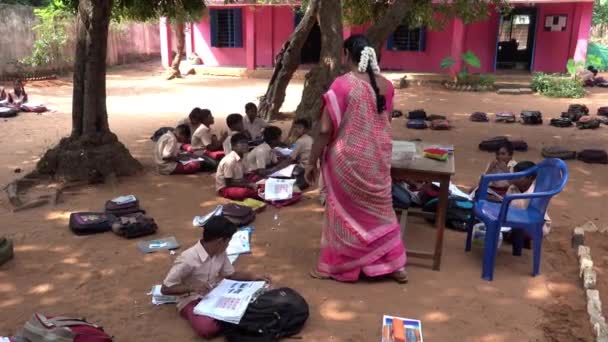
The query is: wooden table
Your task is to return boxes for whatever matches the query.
[391,141,456,271]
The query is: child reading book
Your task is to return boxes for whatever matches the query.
[246,126,282,178]
[154,125,201,175]
[161,216,268,339]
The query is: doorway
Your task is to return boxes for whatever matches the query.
[495,8,537,71]
[294,11,321,64]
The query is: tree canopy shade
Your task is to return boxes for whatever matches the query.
[36,0,206,181]
[260,0,509,122]
[1,0,51,6]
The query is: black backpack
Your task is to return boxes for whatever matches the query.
[111,213,158,239]
[224,288,309,342]
[565,104,589,122]
[69,212,116,235]
[423,196,473,231]
[392,183,411,210]
[408,109,427,120]
[521,111,543,125]
[578,149,608,164]
[479,136,509,152]
[597,106,608,117]
[576,118,601,129]
[550,117,573,127]
[470,112,489,122]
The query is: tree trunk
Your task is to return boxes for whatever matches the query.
[293,0,343,124]
[366,0,415,58]
[169,21,186,79]
[258,0,320,121]
[37,0,141,182]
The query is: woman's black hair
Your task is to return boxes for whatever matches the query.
[343,34,386,113]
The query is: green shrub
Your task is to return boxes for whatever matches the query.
[531,73,586,98]
[477,74,495,87]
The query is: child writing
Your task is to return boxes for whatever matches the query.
[289,119,314,189]
[191,109,226,160]
[246,126,282,178]
[154,124,202,175]
[177,107,204,140]
[243,102,268,141]
[216,133,258,200]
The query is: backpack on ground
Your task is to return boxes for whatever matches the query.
[391,110,403,118]
[0,107,18,118]
[418,183,440,206]
[430,119,450,130]
[223,287,309,342]
[470,112,489,122]
[104,197,143,217]
[0,237,14,266]
[19,313,113,342]
[392,183,411,210]
[510,140,528,152]
[541,146,577,160]
[69,212,116,236]
[576,116,601,129]
[423,196,474,231]
[479,136,509,152]
[20,104,48,113]
[222,203,255,226]
[426,114,447,121]
[599,116,608,125]
[111,213,158,239]
[150,127,174,142]
[408,109,427,120]
[495,112,516,123]
[406,119,428,129]
[520,111,543,125]
[550,117,573,128]
[597,106,608,117]
[565,104,589,122]
[578,149,608,164]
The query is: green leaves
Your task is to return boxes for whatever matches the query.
[531,73,586,98]
[461,51,481,68]
[566,58,585,78]
[440,56,456,69]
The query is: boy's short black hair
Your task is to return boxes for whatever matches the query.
[263,126,282,144]
[293,118,311,130]
[189,107,203,120]
[231,132,249,146]
[202,216,237,242]
[200,109,212,121]
[245,102,257,112]
[496,141,514,156]
[175,124,191,137]
[226,113,244,129]
[514,161,536,173]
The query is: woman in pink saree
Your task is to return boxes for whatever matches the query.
[305,35,408,283]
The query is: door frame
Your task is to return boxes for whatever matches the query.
[493,6,539,72]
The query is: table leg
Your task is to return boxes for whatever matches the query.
[432,176,450,270]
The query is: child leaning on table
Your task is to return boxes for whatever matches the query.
[161,216,269,339]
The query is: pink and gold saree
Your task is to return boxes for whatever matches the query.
[316,72,406,282]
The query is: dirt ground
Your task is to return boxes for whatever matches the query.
[1,61,606,341]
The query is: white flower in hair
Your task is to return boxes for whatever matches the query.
[358,46,381,74]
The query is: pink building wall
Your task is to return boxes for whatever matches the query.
[161,1,594,74]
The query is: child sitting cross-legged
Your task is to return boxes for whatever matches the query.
[216,133,259,200]
[154,124,202,175]
[244,102,268,142]
[246,126,284,179]
[483,141,517,199]
[190,109,226,160]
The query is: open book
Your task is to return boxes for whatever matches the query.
[382,315,423,342]
[193,279,267,324]
[149,285,178,305]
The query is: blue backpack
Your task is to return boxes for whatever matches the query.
[423,196,473,231]
[407,119,428,129]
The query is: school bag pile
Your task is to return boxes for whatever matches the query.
[406,109,451,130]
[10,313,113,342]
[69,195,157,238]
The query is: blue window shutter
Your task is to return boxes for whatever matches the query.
[232,8,243,48]
[418,27,426,52]
[210,9,218,47]
[387,33,395,50]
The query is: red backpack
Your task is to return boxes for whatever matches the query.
[19,314,112,342]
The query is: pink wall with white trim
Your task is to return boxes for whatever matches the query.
[161,2,593,74]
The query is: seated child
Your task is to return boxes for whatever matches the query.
[243,102,267,141]
[7,79,28,105]
[484,141,517,197]
[191,109,225,159]
[161,216,268,339]
[154,124,202,175]
[290,119,313,168]
[507,161,552,236]
[246,126,282,178]
[216,133,258,200]
[223,113,251,154]
[177,107,205,140]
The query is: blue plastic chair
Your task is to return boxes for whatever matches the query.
[465,158,568,281]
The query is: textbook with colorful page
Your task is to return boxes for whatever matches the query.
[381,315,423,342]
[193,279,267,324]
